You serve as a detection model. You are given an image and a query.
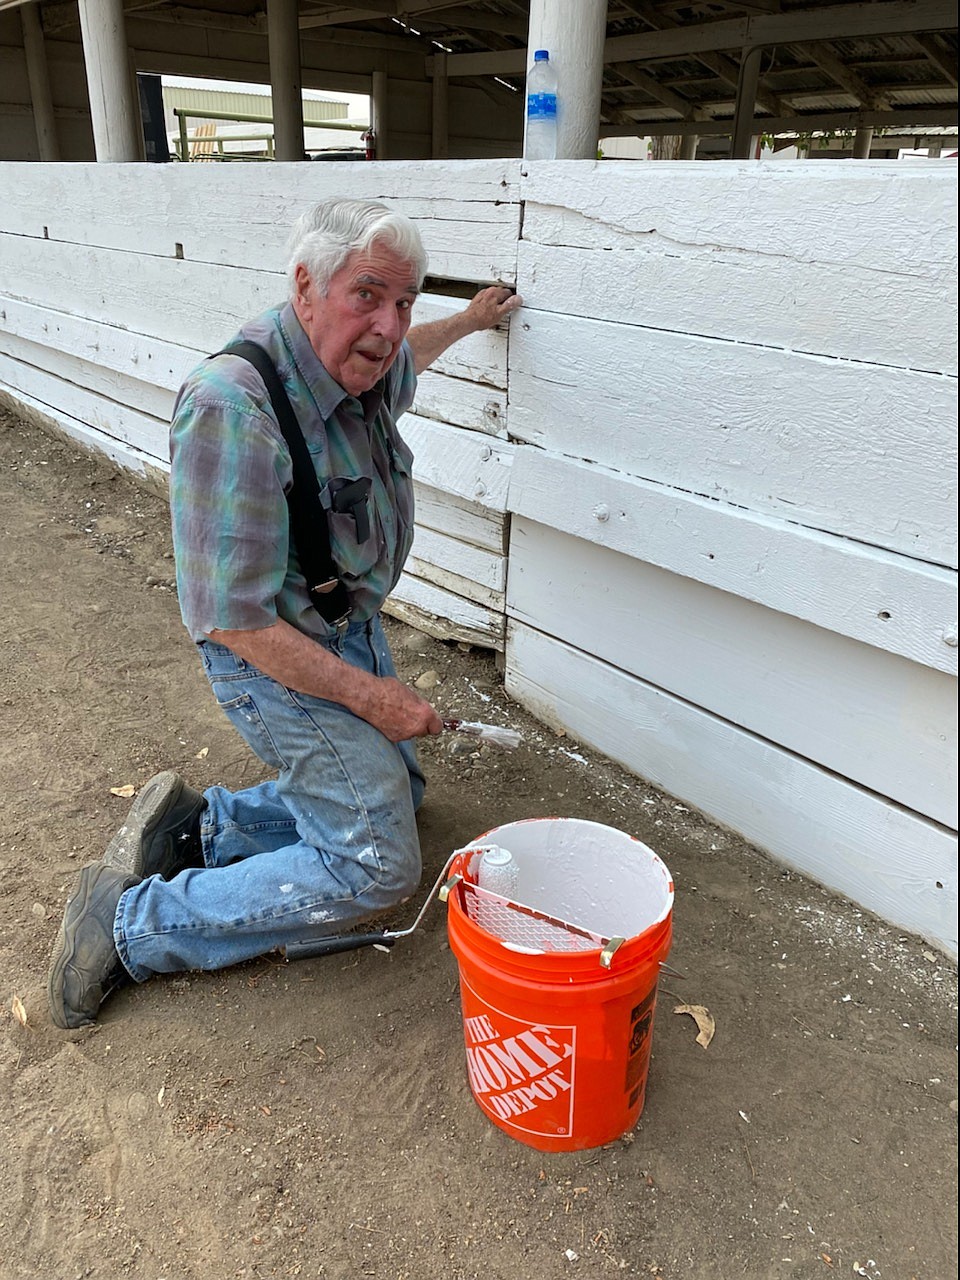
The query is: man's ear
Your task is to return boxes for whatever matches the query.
[293,263,313,313]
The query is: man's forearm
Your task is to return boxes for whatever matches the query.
[210,619,374,716]
[207,619,443,742]
[406,311,475,375]
[407,285,521,374]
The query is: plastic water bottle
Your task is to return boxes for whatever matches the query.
[476,845,520,939]
[525,49,557,160]
[477,845,520,899]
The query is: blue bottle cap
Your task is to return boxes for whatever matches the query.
[534,49,549,61]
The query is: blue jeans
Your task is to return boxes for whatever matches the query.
[115,615,425,980]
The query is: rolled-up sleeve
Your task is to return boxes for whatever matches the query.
[170,383,290,640]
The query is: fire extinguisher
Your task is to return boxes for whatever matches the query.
[362,129,376,161]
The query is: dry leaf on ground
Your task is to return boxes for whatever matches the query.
[110,784,136,798]
[11,995,28,1027]
[673,1003,716,1048]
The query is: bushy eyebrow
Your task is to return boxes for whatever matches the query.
[355,273,419,297]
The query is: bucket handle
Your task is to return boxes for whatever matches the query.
[600,937,625,968]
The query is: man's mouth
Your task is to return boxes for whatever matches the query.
[356,348,389,365]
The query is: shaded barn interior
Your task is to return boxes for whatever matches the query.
[1,0,957,161]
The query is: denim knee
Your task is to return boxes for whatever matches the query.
[375,837,422,905]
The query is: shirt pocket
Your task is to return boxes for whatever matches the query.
[320,474,379,580]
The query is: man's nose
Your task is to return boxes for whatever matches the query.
[371,301,402,341]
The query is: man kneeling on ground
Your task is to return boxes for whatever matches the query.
[48,197,520,1029]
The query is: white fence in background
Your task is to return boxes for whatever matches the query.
[0,158,956,957]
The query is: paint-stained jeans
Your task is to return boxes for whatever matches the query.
[115,615,425,980]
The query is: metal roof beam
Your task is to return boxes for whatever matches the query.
[403,7,529,39]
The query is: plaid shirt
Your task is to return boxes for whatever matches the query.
[170,302,417,642]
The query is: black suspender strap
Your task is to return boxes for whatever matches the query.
[218,340,352,629]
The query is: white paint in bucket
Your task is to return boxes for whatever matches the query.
[464,818,672,942]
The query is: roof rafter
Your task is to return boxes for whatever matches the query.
[911,32,959,84]
[614,0,791,120]
[798,40,891,110]
[601,103,957,136]
[429,1,957,76]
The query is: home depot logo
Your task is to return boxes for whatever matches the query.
[459,979,575,1137]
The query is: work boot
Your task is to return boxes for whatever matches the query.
[48,863,139,1029]
[103,770,206,880]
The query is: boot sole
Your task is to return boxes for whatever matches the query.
[47,864,121,1030]
[103,771,184,877]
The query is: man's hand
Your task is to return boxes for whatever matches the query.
[462,285,524,332]
[353,675,443,743]
[407,286,523,374]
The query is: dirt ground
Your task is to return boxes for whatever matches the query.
[0,403,956,1280]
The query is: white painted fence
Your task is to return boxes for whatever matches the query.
[0,158,956,957]
[507,160,957,960]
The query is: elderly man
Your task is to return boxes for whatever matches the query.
[48,198,520,1029]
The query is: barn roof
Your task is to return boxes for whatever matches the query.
[4,0,957,140]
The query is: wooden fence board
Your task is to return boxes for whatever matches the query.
[387,572,503,650]
[0,329,175,424]
[402,414,513,512]
[409,523,505,603]
[0,160,521,283]
[0,293,508,442]
[508,449,958,675]
[509,311,957,567]
[413,481,505,555]
[0,350,167,459]
[508,517,957,827]
[520,161,957,277]
[517,240,957,375]
[0,244,507,389]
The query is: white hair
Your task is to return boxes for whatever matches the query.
[285,198,428,296]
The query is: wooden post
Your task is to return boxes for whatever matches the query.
[731,45,764,159]
[526,0,606,159]
[20,2,60,161]
[432,51,448,159]
[853,124,874,158]
[76,0,141,162]
[268,0,304,161]
[372,69,388,159]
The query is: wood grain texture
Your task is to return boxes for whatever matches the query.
[517,238,957,375]
[413,481,506,555]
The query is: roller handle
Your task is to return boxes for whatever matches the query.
[285,932,397,960]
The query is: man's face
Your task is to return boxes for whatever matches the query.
[293,245,419,396]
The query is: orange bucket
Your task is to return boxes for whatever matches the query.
[445,818,674,1153]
